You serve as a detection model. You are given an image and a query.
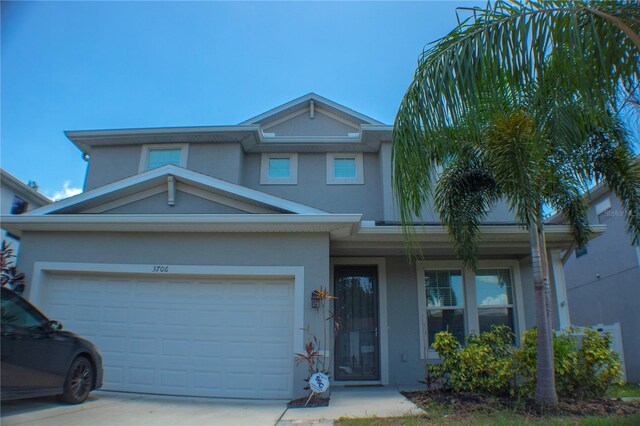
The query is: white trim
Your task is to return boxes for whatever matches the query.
[550,250,571,330]
[330,257,389,385]
[260,153,298,185]
[27,165,327,215]
[326,153,364,185]
[28,262,305,354]
[416,260,465,360]
[239,93,383,126]
[416,260,526,360]
[1,213,362,237]
[138,144,189,173]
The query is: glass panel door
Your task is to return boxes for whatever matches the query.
[334,265,379,381]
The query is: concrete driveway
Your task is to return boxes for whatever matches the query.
[1,391,288,426]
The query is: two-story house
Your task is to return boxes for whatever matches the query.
[1,168,51,252]
[555,183,640,383]
[1,93,592,400]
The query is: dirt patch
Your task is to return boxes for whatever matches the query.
[287,394,330,408]
[402,390,640,418]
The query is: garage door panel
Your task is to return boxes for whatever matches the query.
[39,273,294,399]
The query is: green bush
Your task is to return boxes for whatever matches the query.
[428,326,622,400]
[515,327,623,399]
[427,325,517,396]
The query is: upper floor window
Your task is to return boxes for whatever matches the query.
[260,153,298,185]
[595,196,611,223]
[139,144,188,172]
[326,153,364,185]
[10,196,28,215]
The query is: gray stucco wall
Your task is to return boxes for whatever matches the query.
[103,191,246,214]
[242,153,384,220]
[187,143,244,184]
[84,145,142,191]
[267,112,358,137]
[17,231,330,398]
[563,192,640,382]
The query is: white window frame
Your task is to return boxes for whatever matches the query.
[260,153,298,185]
[416,260,525,359]
[326,153,364,185]
[475,267,517,336]
[138,144,189,172]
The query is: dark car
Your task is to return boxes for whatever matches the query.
[1,287,103,403]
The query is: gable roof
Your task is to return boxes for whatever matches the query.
[28,165,327,216]
[239,93,385,126]
[1,169,51,206]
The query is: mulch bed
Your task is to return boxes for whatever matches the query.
[402,390,640,418]
[287,394,330,408]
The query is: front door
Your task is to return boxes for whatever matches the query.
[334,265,379,381]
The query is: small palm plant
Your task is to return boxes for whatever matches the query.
[294,287,338,405]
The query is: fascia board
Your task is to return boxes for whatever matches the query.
[0,213,362,236]
[346,223,606,245]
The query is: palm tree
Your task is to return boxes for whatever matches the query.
[392,0,640,405]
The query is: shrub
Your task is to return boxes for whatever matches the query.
[428,325,517,396]
[428,326,623,400]
[515,327,622,399]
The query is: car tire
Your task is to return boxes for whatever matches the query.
[59,356,93,404]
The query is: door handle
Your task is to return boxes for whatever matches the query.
[375,327,378,337]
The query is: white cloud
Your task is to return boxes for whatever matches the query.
[49,181,82,201]
[481,293,508,306]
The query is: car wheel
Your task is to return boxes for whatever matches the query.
[60,356,93,404]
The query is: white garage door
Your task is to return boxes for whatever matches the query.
[38,273,294,399]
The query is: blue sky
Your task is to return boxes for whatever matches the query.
[2,1,475,199]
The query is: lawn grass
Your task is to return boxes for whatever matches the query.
[336,388,640,426]
[606,383,640,398]
[336,413,640,425]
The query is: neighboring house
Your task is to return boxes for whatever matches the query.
[1,168,51,251]
[1,93,597,400]
[553,184,640,383]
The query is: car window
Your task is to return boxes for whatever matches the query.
[1,290,46,329]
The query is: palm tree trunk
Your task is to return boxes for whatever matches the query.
[529,221,558,405]
[537,222,554,332]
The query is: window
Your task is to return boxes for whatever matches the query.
[417,261,524,358]
[595,196,611,223]
[326,153,364,184]
[260,153,298,185]
[475,269,515,335]
[139,144,188,172]
[10,196,28,214]
[1,289,46,329]
[424,270,465,346]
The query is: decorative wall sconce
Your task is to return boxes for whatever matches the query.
[311,291,321,309]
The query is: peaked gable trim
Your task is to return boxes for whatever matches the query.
[28,165,327,215]
[239,93,384,126]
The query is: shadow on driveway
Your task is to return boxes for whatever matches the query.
[1,391,288,426]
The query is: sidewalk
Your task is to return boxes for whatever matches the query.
[277,386,424,425]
